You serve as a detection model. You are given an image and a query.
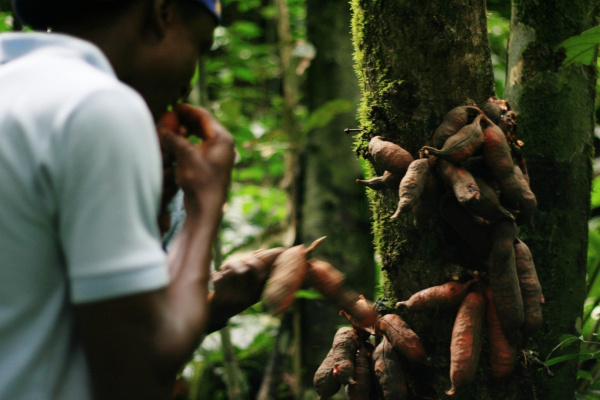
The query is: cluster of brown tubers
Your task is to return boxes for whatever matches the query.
[352,98,544,397]
[314,308,429,400]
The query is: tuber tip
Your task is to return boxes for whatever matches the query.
[390,209,401,219]
[395,301,407,309]
[445,386,457,397]
[306,236,327,253]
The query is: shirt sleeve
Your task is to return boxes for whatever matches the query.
[56,87,169,304]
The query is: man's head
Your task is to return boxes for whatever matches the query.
[12,0,219,119]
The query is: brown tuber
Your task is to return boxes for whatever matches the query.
[421,113,486,164]
[446,287,485,396]
[436,158,481,208]
[375,314,430,366]
[330,327,359,385]
[432,105,482,148]
[396,274,479,311]
[489,220,524,338]
[307,259,378,330]
[484,285,518,380]
[514,239,543,337]
[314,349,341,399]
[373,336,407,400]
[368,136,414,177]
[261,237,325,315]
[345,341,377,400]
[356,170,399,191]
[391,158,431,219]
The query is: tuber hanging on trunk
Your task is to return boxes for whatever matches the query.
[481,120,522,211]
[466,177,514,223]
[391,158,432,219]
[368,136,414,177]
[395,274,479,311]
[314,349,342,399]
[330,327,360,385]
[481,97,510,125]
[345,341,377,400]
[374,314,430,366]
[421,113,486,164]
[307,259,378,330]
[432,105,482,148]
[356,170,399,190]
[514,239,543,337]
[373,336,407,400]
[512,165,537,225]
[446,287,485,396]
[411,171,444,228]
[439,191,492,259]
[261,237,325,315]
[484,285,518,380]
[436,158,481,208]
[489,220,524,339]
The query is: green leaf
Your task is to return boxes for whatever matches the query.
[302,99,355,134]
[293,289,325,300]
[578,369,595,381]
[559,25,600,66]
[592,176,600,209]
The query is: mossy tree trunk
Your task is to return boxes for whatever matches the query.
[299,0,375,397]
[505,1,597,399]
[350,0,595,399]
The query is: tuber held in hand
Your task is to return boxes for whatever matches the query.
[446,287,485,396]
[261,237,325,315]
[307,259,378,330]
[375,314,430,366]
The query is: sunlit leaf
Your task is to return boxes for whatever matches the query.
[559,25,600,66]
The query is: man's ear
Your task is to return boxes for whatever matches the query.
[144,0,176,42]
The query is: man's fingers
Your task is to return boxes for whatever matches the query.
[173,104,213,141]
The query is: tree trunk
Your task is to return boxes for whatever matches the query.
[505,1,597,399]
[299,0,375,397]
[348,0,593,398]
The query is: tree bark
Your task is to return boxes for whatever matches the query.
[505,1,597,399]
[300,0,375,397]
[348,0,587,398]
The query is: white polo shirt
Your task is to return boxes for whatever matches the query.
[0,32,169,399]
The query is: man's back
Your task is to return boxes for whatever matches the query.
[0,32,167,399]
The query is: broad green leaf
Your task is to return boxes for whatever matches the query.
[559,25,600,66]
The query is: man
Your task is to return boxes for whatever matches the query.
[0,0,271,398]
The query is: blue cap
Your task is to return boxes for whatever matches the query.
[12,0,221,29]
[197,0,221,23]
